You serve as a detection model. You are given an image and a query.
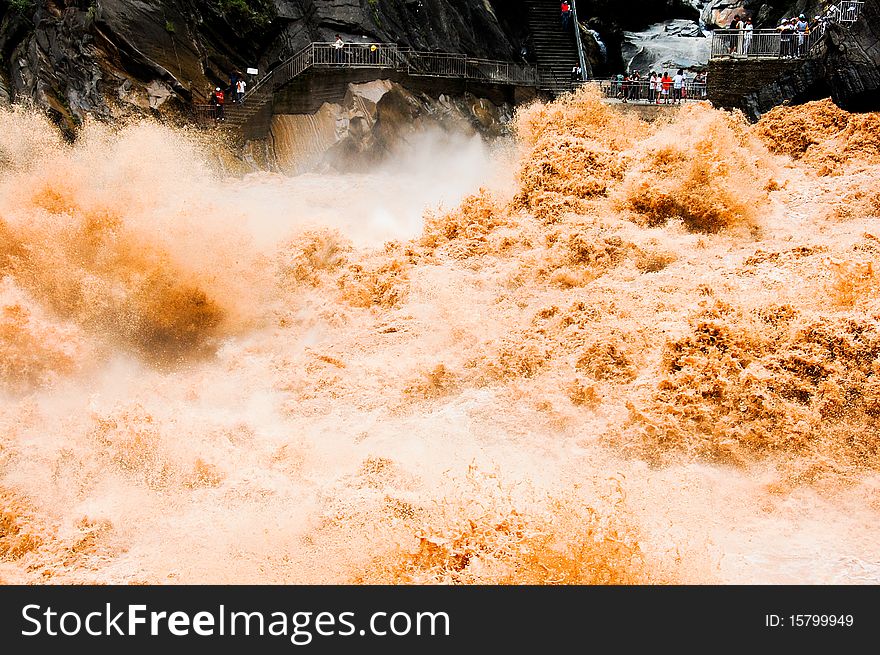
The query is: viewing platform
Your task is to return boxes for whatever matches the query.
[708,1,863,61]
[194,42,578,139]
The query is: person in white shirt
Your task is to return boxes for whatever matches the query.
[236,77,246,104]
[735,15,745,54]
[743,18,753,54]
[333,34,345,63]
[673,69,684,103]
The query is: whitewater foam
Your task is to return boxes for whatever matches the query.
[1,87,880,584]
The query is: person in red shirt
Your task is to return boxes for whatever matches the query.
[561,2,571,29]
[210,87,226,121]
[661,73,672,104]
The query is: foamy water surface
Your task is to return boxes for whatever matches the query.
[1,92,879,584]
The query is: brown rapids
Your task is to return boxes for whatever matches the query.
[1,88,879,584]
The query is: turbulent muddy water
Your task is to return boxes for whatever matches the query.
[1,90,880,584]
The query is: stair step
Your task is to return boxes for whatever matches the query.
[524,0,583,92]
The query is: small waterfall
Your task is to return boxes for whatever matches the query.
[588,29,608,62]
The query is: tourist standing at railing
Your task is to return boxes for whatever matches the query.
[209,87,225,121]
[673,69,684,103]
[734,15,745,54]
[697,71,708,98]
[226,72,238,104]
[333,34,345,64]
[648,72,657,104]
[660,72,671,104]
[826,2,840,23]
[727,15,736,53]
[796,15,809,56]
[743,18,753,54]
[561,2,571,29]
[779,19,793,57]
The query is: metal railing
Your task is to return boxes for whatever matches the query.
[194,105,221,122]
[570,0,588,82]
[710,28,823,59]
[837,1,864,24]
[709,1,864,60]
[592,78,708,102]
[193,42,549,126]
[194,40,588,127]
[228,42,539,106]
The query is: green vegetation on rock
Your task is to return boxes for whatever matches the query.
[213,0,275,30]
[8,0,34,15]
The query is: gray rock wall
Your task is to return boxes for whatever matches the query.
[708,0,880,118]
[708,56,825,117]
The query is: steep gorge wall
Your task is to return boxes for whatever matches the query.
[3,0,873,133]
[0,0,712,133]
[708,56,824,116]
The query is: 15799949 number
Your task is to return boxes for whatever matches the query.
[790,615,854,627]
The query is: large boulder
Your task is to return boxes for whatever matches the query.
[270,79,512,173]
[622,18,711,73]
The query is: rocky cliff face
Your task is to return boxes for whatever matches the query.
[0,0,529,135]
[0,0,718,133]
[696,0,826,28]
[698,0,880,30]
[0,0,272,134]
[4,0,871,133]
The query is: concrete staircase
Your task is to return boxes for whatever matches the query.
[525,0,581,94]
[223,93,272,130]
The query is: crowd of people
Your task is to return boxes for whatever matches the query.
[723,2,860,58]
[725,15,754,55]
[610,69,707,104]
[773,1,861,57]
[774,14,817,57]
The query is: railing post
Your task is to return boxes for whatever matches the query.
[570,0,588,81]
